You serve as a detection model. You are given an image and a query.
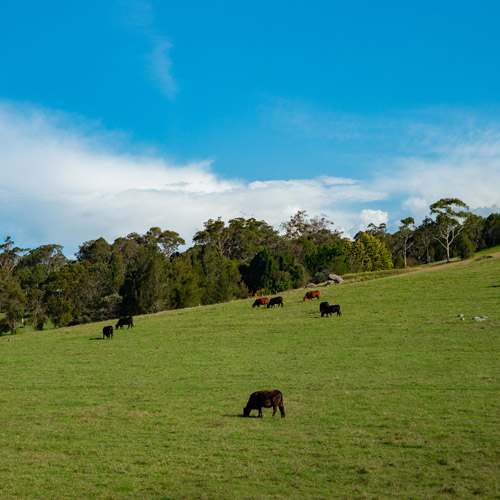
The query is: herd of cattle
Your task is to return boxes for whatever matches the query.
[252,290,342,318]
[100,290,341,418]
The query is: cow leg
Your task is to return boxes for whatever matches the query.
[272,405,277,416]
[258,408,263,417]
[279,405,285,418]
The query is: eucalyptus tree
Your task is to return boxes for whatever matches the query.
[398,217,416,268]
[192,218,227,252]
[0,236,25,280]
[16,244,67,289]
[222,217,278,262]
[430,198,471,263]
[280,210,341,245]
[143,227,186,260]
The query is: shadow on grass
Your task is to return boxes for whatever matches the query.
[89,337,106,341]
[224,414,261,418]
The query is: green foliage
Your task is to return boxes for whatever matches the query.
[269,270,293,292]
[303,243,344,275]
[166,252,202,309]
[413,216,436,264]
[344,234,393,272]
[454,232,476,260]
[430,198,471,262]
[280,210,341,245]
[197,244,241,305]
[76,237,111,264]
[241,247,277,293]
[121,245,168,315]
[482,212,500,248]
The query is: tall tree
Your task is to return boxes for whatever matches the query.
[0,236,25,279]
[166,252,202,309]
[16,244,67,289]
[414,217,436,264]
[344,234,393,272]
[193,218,227,251]
[76,238,111,264]
[241,247,277,294]
[482,213,500,248]
[144,227,186,259]
[4,285,26,332]
[430,198,470,263]
[280,210,341,245]
[121,244,168,315]
[222,217,278,262]
[398,217,416,268]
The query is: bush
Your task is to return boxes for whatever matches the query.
[455,234,475,260]
[270,271,293,293]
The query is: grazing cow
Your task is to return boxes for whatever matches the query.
[115,316,134,329]
[267,296,283,308]
[252,297,269,308]
[303,290,320,301]
[319,301,329,314]
[243,390,285,418]
[102,325,113,339]
[321,304,341,317]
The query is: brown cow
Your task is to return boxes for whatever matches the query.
[303,290,320,301]
[252,297,269,308]
[243,390,285,418]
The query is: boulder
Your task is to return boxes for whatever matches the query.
[328,274,344,284]
[472,316,487,322]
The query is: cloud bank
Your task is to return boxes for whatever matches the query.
[1,103,499,256]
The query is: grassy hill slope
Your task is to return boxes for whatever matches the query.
[1,254,499,499]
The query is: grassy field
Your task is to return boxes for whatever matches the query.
[1,254,499,499]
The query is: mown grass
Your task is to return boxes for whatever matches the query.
[1,255,499,499]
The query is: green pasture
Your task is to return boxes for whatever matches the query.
[1,255,499,499]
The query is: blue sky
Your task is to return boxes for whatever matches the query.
[1,1,500,255]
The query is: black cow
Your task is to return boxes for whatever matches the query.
[115,316,134,329]
[319,301,329,314]
[321,304,341,317]
[243,390,285,418]
[267,296,283,308]
[102,325,113,339]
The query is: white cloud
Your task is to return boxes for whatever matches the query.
[377,149,500,221]
[2,103,500,257]
[116,0,177,99]
[0,104,378,255]
[148,37,177,98]
[358,209,388,231]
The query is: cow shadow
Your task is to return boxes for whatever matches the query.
[89,337,105,341]
[224,414,260,418]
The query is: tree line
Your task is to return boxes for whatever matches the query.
[1,198,499,334]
